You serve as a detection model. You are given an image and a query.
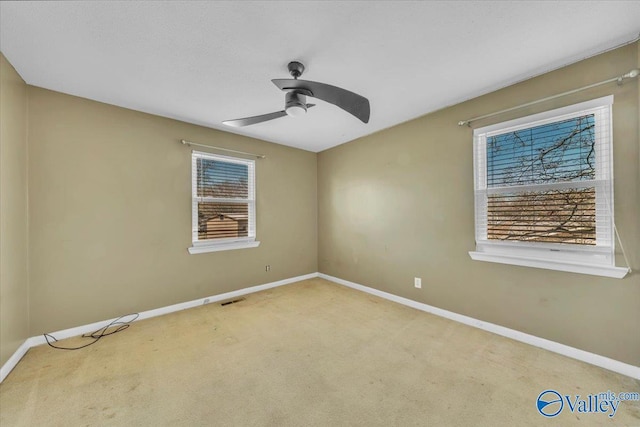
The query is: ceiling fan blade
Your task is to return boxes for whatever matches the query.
[222,104,315,127]
[272,79,370,123]
[222,110,287,127]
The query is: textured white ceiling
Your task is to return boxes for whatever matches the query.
[1,1,639,152]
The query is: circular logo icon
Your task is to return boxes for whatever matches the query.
[537,390,563,417]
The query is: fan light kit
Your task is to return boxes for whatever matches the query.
[223,61,370,127]
[285,92,307,117]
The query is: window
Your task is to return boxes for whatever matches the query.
[188,151,259,254]
[469,96,627,278]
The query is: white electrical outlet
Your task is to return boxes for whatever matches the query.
[414,277,422,289]
[265,265,271,271]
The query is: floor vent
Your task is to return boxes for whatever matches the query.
[220,297,246,306]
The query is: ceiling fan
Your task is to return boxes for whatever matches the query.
[222,61,370,127]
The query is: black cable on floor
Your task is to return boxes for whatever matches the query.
[43,313,140,350]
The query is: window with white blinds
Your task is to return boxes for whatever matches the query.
[189,151,258,254]
[470,96,626,278]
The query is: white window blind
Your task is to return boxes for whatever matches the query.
[470,96,627,278]
[190,151,256,251]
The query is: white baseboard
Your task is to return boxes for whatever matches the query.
[0,272,319,383]
[4,271,638,383]
[0,339,31,384]
[319,273,640,380]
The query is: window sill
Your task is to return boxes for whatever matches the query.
[469,251,629,279]
[188,240,260,254]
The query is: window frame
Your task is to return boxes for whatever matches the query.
[468,96,628,278]
[188,150,260,254]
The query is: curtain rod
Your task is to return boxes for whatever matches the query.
[180,139,266,159]
[458,68,640,127]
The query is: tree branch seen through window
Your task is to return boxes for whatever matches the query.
[486,115,596,245]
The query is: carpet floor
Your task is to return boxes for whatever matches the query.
[1,278,639,426]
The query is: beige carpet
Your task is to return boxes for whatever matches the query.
[1,278,639,426]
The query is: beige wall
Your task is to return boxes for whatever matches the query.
[0,53,29,366]
[318,43,640,365]
[27,87,317,334]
